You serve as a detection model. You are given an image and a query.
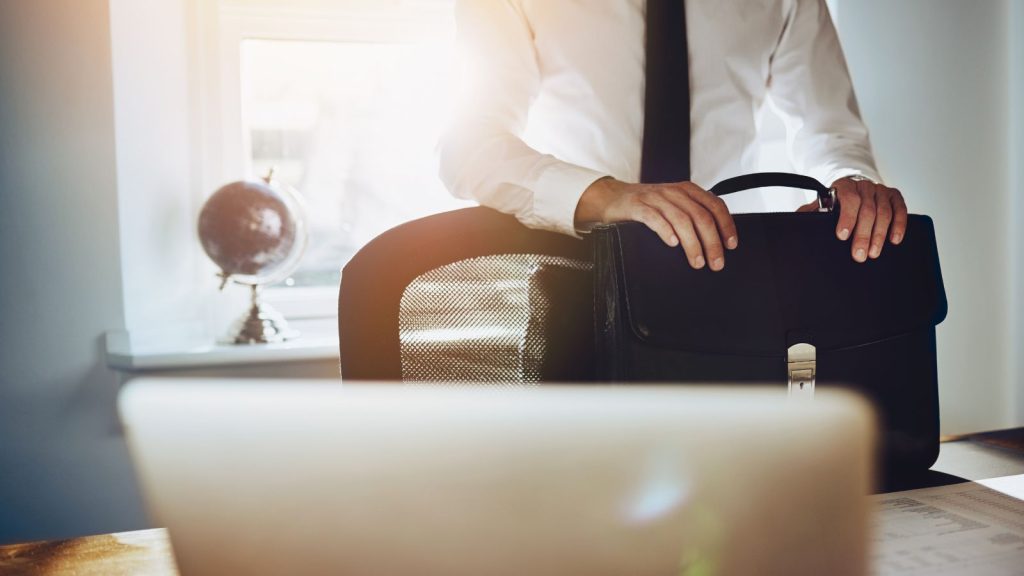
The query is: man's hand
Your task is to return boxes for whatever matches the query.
[798,176,907,263]
[575,177,738,271]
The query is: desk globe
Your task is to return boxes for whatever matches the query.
[198,169,307,344]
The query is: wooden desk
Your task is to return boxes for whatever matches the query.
[3,428,1022,576]
[0,528,176,576]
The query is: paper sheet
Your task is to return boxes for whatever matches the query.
[871,474,1024,575]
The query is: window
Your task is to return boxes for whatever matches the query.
[205,0,468,316]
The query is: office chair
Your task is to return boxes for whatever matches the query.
[338,207,595,383]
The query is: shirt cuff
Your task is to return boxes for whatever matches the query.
[530,161,609,238]
[824,166,883,187]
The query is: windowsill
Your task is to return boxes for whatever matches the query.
[105,318,339,372]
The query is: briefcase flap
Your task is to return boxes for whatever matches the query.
[605,212,947,354]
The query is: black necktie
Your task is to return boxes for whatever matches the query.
[640,0,691,184]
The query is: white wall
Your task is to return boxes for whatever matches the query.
[0,1,147,542]
[1011,0,1024,431]
[836,0,1017,433]
[109,0,206,347]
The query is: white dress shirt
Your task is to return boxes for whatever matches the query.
[439,0,881,237]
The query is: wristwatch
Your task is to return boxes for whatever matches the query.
[843,174,878,185]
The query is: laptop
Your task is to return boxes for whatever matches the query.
[119,380,875,576]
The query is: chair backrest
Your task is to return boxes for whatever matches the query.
[339,207,595,383]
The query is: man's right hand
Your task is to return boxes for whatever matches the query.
[574,177,739,271]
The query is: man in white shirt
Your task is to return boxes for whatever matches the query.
[439,0,907,271]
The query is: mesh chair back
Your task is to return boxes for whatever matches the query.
[339,207,594,383]
[399,254,591,383]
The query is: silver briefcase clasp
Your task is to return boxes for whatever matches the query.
[787,343,816,399]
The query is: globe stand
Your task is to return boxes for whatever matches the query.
[224,284,298,345]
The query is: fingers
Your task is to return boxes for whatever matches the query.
[615,183,734,271]
[688,185,739,250]
[683,196,727,271]
[629,203,680,249]
[625,201,707,270]
[647,195,711,269]
[671,213,706,269]
[870,186,908,256]
[890,189,908,245]
[658,194,727,270]
[833,178,861,242]
[833,177,909,263]
[869,187,894,259]
[850,180,876,263]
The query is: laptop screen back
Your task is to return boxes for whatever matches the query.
[119,381,874,576]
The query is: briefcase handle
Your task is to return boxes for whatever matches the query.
[710,172,836,212]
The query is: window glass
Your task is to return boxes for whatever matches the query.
[240,37,469,288]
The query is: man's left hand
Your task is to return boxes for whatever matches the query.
[798,176,907,263]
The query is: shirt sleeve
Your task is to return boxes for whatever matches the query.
[767,0,883,186]
[439,0,608,237]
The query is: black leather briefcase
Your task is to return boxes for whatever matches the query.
[592,173,948,474]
